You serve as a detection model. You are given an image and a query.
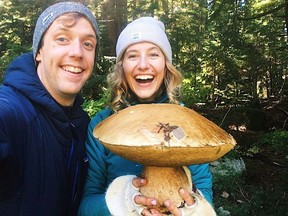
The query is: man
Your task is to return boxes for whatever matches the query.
[0,2,100,215]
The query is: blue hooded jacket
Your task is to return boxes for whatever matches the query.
[0,53,90,216]
[78,95,213,215]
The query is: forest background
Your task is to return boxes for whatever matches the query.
[1,0,288,215]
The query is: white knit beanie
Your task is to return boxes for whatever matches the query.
[116,17,172,63]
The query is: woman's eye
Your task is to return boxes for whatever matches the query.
[149,52,159,57]
[127,54,137,59]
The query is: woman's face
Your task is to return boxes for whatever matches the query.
[122,42,166,102]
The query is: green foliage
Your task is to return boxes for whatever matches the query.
[1,0,288,101]
[81,55,115,101]
[257,130,288,159]
[0,0,39,83]
[215,179,288,216]
[82,95,108,118]
[211,152,246,192]
[181,77,211,106]
[213,149,288,216]
[212,155,247,215]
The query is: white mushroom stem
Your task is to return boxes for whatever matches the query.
[140,166,192,212]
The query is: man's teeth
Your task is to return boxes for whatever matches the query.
[63,66,82,73]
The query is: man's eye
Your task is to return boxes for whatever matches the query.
[83,42,94,49]
[56,37,66,42]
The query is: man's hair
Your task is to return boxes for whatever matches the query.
[33,2,100,62]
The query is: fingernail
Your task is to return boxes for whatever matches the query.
[179,188,185,194]
[151,199,157,205]
[164,200,170,207]
[140,179,145,184]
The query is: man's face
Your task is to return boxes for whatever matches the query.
[36,14,97,106]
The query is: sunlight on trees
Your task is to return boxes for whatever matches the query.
[1,0,287,102]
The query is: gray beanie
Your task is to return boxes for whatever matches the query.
[33,1,100,60]
[116,17,172,63]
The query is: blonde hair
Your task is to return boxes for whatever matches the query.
[107,60,183,112]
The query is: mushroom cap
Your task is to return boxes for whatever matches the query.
[93,104,236,166]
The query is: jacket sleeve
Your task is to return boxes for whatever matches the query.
[188,163,213,205]
[78,109,112,216]
[0,98,19,201]
[0,129,16,200]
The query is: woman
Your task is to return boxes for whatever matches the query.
[78,17,216,216]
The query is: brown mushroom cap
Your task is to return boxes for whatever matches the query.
[93,104,236,166]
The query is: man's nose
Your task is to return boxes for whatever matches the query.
[69,40,83,58]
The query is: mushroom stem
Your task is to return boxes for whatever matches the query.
[140,166,191,212]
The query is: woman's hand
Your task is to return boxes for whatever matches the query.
[156,188,216,216]
[132,177,161,215]
[132,178,196,216]
[161,188,196,216]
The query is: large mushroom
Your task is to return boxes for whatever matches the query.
[93,103,236,212]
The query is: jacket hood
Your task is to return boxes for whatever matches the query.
[3,52,84,121]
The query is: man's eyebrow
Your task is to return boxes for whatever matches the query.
[53,26,97,38]
[85,34,97,39]
[52,26,70,32]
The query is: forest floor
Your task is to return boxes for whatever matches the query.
[193,97,288,215]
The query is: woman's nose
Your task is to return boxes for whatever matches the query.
[137,56,149,69]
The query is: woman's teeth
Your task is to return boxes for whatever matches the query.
[135,75,153,83]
